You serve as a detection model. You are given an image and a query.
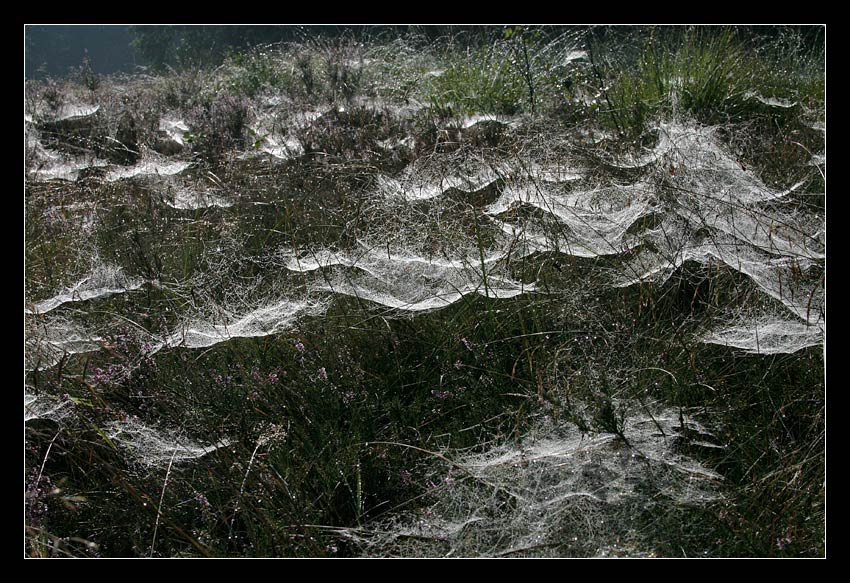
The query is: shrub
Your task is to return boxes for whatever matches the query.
[188,92,249,161]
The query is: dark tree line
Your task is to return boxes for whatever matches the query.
[25,25,542,78]
[26,25,824,80]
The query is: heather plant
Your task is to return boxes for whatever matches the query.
[187,92,249,162]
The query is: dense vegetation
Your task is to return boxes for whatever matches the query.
[25,26,825,557]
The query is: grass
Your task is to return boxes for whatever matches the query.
[589,26,825,140]
[25,26,824,557]
[425,42,525,117]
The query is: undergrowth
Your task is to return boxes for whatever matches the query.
[25,26,825,558]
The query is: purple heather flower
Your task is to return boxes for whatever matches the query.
[317,367,328,381]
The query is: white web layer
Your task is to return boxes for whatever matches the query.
[315,274,531,312]
[49,103,100,121]
[25,392,75,423]
[158,116,189,147]
[27,148,190,185]
[455,114,518,129]
[25,318,104,371]
[165,185,233,210]
[521,160,586,183]
[283,242,534,313]
[28,153,111,182]
[25,264,145,315]
[105,154,191,182]
[25,121,110,182]
[357,408,723,557]
[486,180,655,258]
[103,417,231,466]
[744,91,797,109]
[596,122,825,330]
[245,96,426,162]
[377,155,512,202]
[702,314,824,354]
[24,394,231,467]
[243,106,323,160]
[164,298,328,349]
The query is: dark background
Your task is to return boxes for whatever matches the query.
[25,26,136,79]
[24,25,486,79]
[25,25,825,80]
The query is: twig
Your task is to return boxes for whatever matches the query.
[150,446,178,557]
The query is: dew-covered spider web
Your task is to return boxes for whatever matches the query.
[348,407,724,557]
[25,53,824,554]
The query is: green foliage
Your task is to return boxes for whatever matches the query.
[594,26,825,139]
[75,50,100,91]
[504,26,543,116]
[227,49,292,98]
[426,43,525,116]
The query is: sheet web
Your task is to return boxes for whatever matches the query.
[24,115,823,456]
[347,408,724,557]
[25,72,823,554]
